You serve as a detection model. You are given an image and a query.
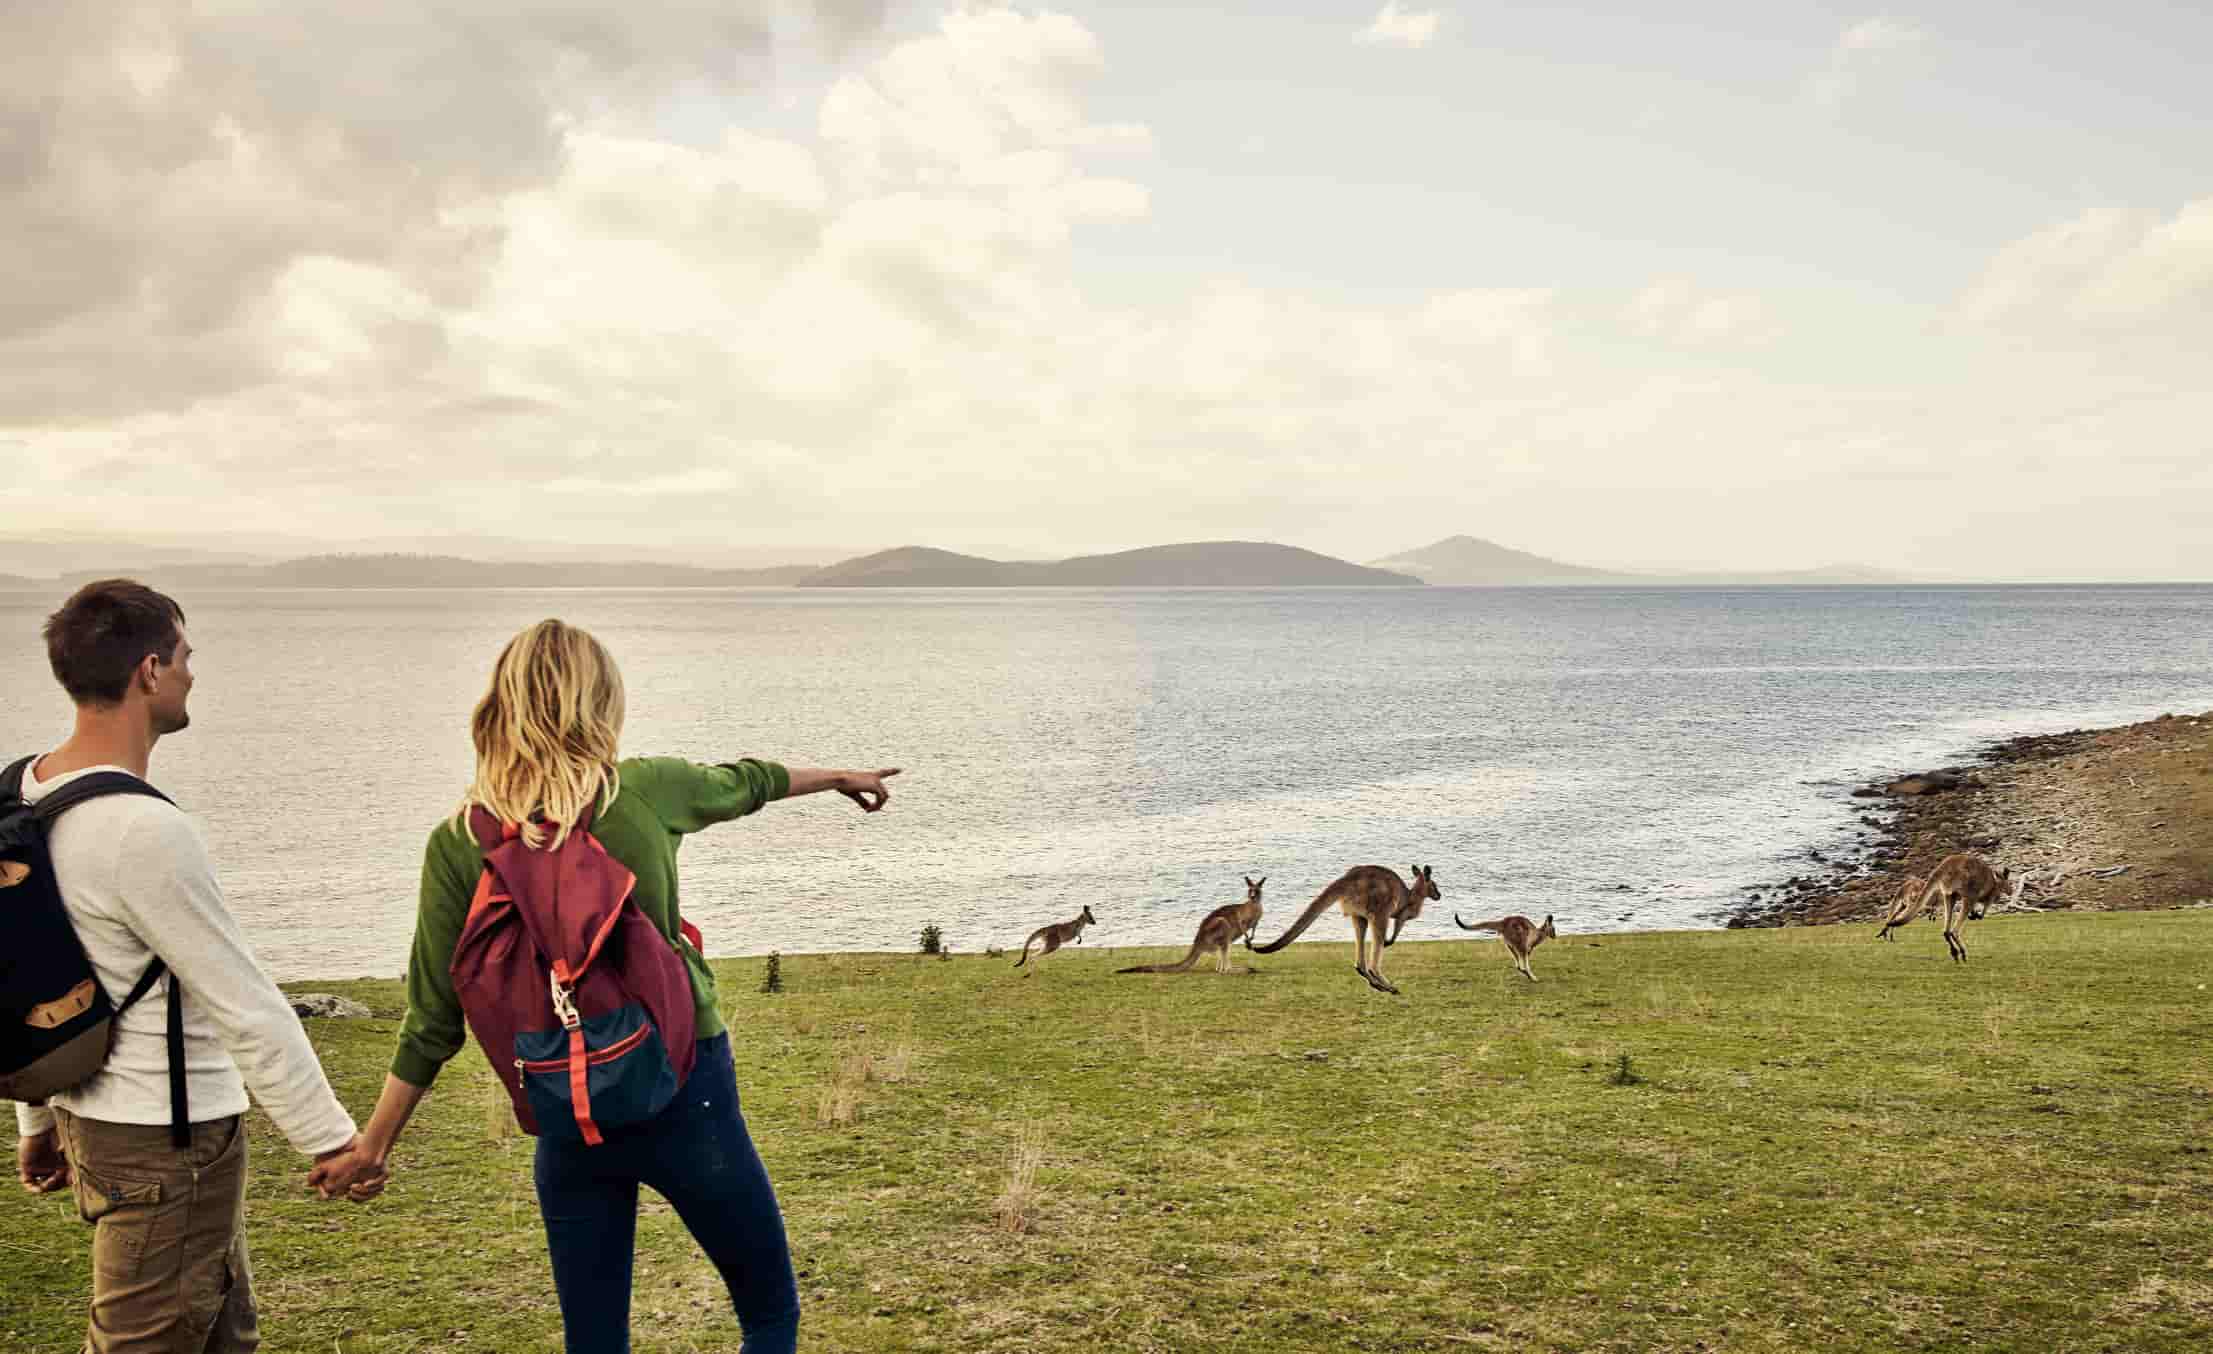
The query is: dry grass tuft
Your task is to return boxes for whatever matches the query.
[483,1067,517,1141]
[817,1046,876,1127]
[878,1020,921,1083]
[991,1122,1047,1234]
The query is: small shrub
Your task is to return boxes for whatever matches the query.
[1609,1052,1643,1087]
[760,951,784,995]
[918,923,946,956]
[985,945,1005,959]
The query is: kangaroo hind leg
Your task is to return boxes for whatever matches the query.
[1364,927,1401,995]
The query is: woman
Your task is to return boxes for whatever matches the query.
[340,619,897,1353]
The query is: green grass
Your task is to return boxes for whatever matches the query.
[8,913,2213,1352]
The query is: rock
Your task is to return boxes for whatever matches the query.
[1965,835,2000,850]
[288,993,372,1020]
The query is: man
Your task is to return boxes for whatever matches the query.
[9,580,380,1353]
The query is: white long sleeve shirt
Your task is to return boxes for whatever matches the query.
[9,762,356,1156]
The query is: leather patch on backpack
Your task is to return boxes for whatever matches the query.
[27,979,96,1029]
[0,861,30,888]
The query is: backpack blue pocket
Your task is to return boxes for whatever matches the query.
[515,1003,679,1144]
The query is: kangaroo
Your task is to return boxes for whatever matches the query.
[1874,875,1927,943]
[1246,865,1439,995]
[1117,876,1266,975]
[1454,913,1556,981]
[1014,904,1097,967]
[1874,853,2013,962]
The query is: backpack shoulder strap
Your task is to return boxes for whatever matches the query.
[32,772,175,822]
[1,755,33,802]
[20,764,189,1147]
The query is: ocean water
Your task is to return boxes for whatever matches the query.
[1,584,2208,980]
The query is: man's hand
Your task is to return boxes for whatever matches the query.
[17,1129,68,1194]
[837,768,901,813]
[306,1135,388,1203]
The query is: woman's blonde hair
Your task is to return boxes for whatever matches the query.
[457,619,626,849]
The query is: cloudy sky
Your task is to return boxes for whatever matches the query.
[4,2,2210,577]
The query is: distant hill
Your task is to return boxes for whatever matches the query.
[1371,535,1626,585]
[57,554,817,590]
[800,547,1023,587]
[800,542,1421,588]
[1375,536,1925,586]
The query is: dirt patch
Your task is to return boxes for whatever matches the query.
[1732,710,2213,927]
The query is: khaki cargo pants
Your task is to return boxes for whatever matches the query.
[52,1108,258,1354]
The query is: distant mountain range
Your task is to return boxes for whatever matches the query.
[802,543,1418,588]
[0,534,1928,591]
[1370,535,1922,586]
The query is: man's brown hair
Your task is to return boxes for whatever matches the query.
[44,580,187,707]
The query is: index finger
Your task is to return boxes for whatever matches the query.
[877,768,902,780]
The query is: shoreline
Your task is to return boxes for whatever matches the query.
[272,705,2213,985]
[1729,707,2213,928]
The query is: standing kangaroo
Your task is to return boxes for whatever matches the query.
[1454,913,1556,981]
[1117,876,1265,975]
[1014,904,1097,967]
[1246,865,1439,995]
[1875,853,2014,963]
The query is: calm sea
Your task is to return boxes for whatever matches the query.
[2,585,2208,980]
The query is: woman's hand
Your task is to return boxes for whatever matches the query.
[836,768,900,812]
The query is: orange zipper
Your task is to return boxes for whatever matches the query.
[515,1022,653,1074]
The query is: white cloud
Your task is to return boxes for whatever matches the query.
[0,1,881,423]
[1358,3,1442,49]
[1803,15,1930,111]
[1625,279,1779,345]
[1959,197,2213,332]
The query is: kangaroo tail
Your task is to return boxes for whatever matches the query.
[1454,913,1506,932]
[1014,933,1038,966]
[1248,886,1341,954]
[1117,939,1203,974]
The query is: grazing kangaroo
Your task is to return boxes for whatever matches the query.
[1874,853,2013,962]
[1454,913,1556,981]
[1014,904,1097,967]
[1246,865,1439,995]
[1117,876,1266,975]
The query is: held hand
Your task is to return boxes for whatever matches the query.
[17,1129,69,1194]
[306,1135,387,1203]
[837,768,901,813]
[345,1157,389,1204]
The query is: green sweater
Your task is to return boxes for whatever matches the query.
[390,756,789,1089]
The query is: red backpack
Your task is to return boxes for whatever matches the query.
[449,807,698,1144]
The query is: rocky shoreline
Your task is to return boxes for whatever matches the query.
[1729,708,2213,928]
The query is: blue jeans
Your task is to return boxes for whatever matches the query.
[534,1033,800,1353]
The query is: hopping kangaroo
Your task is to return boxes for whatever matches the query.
[1117,876,1266,975]
[1454,912,1556,981]
[1014,904,1097,967]
[1246,865,1439,995]
[1874,853,2013,963]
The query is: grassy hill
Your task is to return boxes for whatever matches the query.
[6,915,2210,1352]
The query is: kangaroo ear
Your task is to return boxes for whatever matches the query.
[1256,876,1266,887]
[1244,875,1254,887]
